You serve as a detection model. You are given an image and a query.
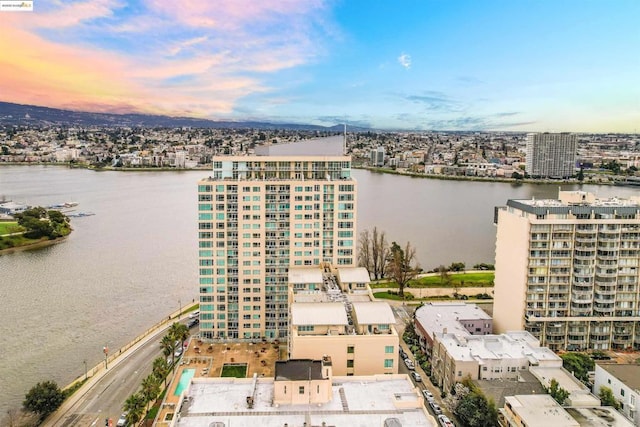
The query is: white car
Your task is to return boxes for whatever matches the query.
[437,414,455,427]
[411,371,422,382]
[404,358,415,370]
[116,413,128,427]
[422,389,434,400]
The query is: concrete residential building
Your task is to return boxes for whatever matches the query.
[414,302,492,353]
[525,132,577,178]
[158,358,437,427]
[498,394,635,427]
[288,265,399,375]
[370,146,385,166]
[593,363,640,425]
[197,136,357,340]
[431,331,561,393]
[494,190,640,351]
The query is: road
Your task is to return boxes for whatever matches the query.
[49,320,197,427]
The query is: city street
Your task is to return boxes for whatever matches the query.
[47,320,195,427]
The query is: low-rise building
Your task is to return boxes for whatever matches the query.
[431,331,561,393]
[593,363,640,425]
[414,302,492,353]
[288,266,399,376]
[155,358,436,427]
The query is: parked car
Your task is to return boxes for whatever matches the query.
[189,310,200,319]
[399,348,407,359]
[116,412,128,427]
[411,371,422,382]
[422,390,434,400]
[403,358,415,370]
[437,414,455,427]
[187,318,199,328]
[429,400,442,415]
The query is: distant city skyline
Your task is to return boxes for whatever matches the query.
[1,0,638,132]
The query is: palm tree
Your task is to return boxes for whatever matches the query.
[152,356,170,388]
[123,392,145,426]
[141,374,161,412]
[168,322,189,348]
[160,335,177,369]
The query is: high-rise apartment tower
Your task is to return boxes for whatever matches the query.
[525,132,577,179]
[197,136,357,340]
[494,190,640,351]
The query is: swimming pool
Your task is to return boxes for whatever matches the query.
[174,368,195,396]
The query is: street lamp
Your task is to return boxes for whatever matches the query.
[178,298,182,319]
[83,360,87,381]
[103,346,109,370]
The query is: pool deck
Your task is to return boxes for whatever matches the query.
[156,339,283,425]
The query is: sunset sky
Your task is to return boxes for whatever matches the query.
[1,0,639,132]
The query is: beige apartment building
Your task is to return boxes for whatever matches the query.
[287,265,399,376]
[431,331,561,393]
[494,190,640,351]
[197,136,357,340]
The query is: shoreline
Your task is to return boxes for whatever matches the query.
[0,235,69,255]
[1,162,620,185]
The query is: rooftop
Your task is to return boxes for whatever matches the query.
[254,135,346,156]
[275,359,324,381]
[337,267,371,284]
[291,302,348,326]
[352,301,396,325]
[415,302,492,340]
[503,394,579,427]
[172,375,435,427]
[438,332,561,364]
[596,363,640,391]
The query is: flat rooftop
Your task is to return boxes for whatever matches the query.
[415,302,491,340]
[438,332,561,364]
[291,302,348,326]
[503,394,579,427]
[352,301,396,325]
[173,376,435,427]
[337,267,371,284]
[254,135,346,156]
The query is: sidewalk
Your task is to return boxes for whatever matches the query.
[44,305,197,427]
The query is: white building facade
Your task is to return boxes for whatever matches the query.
[525,132,577,178]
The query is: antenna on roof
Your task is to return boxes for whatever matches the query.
[343,123,347,155]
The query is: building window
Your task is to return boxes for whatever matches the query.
[299,386,305,394]
[347,360,354,368]
[384,359,393,368]
[347,346,354,354]
[385,345,394,354]
[621,389,625,397]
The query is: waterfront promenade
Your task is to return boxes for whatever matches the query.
[44,304,197,427]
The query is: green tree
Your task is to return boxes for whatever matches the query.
[560,352,594,384]
[140,375,161,412]
[455,391,498,427]
[123,393,145,425]
[22,380,65,420]
[152,357,171,388]
[449,262,465,272]
[387,241,419,297]
[168,322,190,349]
[599,386,620,409]
[160,335,178,369]
[547,378,570,405]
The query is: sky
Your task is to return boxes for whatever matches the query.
[0,0,639,132]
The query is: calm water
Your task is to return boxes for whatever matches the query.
[0,165,637,412]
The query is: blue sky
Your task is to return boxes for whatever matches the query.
[1,0,638,131]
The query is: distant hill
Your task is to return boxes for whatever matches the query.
[0,101,371,131]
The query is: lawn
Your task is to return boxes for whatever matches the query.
[221,363,247,378]
[0,222,24,235]
[371,272,494,289]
